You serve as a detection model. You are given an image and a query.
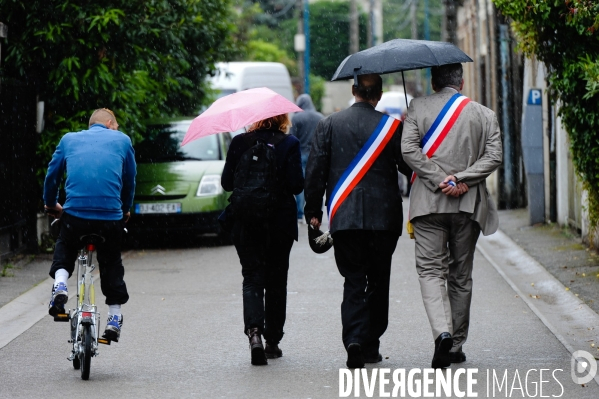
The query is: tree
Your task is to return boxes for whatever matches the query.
[1,0,238,182]
[246,39,297,75]
[308,0,368,79]
[232,1,370,80]
[493,0,599,234]
[252,0,297,25]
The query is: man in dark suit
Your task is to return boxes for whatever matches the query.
[304,74,411,368]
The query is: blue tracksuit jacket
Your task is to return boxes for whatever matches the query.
[43,124,136,220]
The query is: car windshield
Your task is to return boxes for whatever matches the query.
[134,122,220,164]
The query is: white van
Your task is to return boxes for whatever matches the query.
[210,62,294,102]
[375,91,414,121]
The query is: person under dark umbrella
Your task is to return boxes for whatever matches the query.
[304,74,412,368]
[221,113,304,366]
[289,94,324,222]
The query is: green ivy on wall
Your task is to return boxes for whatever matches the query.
[494,0,599,238]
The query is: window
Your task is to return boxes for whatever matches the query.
[134,122,220,164]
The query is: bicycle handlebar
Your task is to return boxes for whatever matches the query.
[45,208,128,232]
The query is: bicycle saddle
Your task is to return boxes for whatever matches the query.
[79,234,106,246]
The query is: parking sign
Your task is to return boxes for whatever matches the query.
[528,89,542,105]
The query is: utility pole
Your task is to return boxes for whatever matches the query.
[295,0,304,94]
[303,0,310,94]
[350,0,359,54]
[444,0,458,45]
[411,0,417,40]
[367,0,373,48]
[424,0,431,94]
[373,0,383,45]
[411,0,422,96]
[441,1,447,42]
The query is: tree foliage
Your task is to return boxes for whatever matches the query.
[243,0,368,80]
[1,0,238,182]
[246,39,298,75]
[308,0,368,79]
[494,0,599,234]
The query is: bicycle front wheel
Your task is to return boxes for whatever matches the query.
[70,314,81,369]
[80,324,92,380]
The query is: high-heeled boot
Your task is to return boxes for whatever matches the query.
[247,327,267,365]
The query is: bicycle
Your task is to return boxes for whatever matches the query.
[52,232,111,380]
[46,209,118,381]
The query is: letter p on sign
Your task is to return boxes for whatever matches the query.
[528,89,542,105]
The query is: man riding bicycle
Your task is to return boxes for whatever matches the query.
[44,108,136,342]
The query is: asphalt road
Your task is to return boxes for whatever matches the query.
[1,214,599,398]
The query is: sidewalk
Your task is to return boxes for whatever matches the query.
[497,208,599,314]
[0,253,52,309]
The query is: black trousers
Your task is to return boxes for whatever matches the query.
[49,212,129,305]
[232,221,294,344]
[332,230,400,354]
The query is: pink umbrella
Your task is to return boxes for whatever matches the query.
[181,87,303,146]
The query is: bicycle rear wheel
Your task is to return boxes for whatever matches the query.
[80,324,92,380]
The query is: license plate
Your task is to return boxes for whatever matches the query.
[135,203,182,214]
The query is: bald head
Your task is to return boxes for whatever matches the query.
[89,108,119,130]
[352,73,383,104]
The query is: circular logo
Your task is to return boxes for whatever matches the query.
[571,350,598,385]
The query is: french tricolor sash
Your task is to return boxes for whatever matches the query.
[410,92,471,183]
[327,114,401,224]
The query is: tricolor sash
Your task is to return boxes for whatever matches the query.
[327,114,401,224]
[410,92,471,183]
[406,92,470,239]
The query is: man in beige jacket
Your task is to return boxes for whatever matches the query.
[401,63,502,369]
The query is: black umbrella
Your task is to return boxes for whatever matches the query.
[331,39,473,81]
[331,39,473,105]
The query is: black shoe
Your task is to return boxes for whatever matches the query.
[449,351,466,363]
[265,343,283,359]
[364,352,383,363]
[431,332,453,369]
[346,343,365,368]
[247,328,267,366]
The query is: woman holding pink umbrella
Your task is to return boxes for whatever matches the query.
[221,112,304,366]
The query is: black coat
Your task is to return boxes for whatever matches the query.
[221,129,304,241]
[304,102,412,234]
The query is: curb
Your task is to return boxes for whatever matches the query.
[478,230,599,387]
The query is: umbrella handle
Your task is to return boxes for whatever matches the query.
[402,71,409,111]
[353,67,362,88]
